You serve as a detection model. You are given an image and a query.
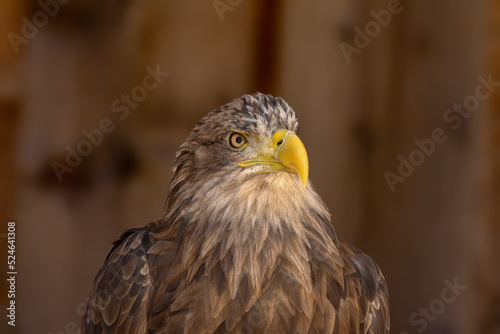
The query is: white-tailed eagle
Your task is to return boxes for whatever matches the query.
[83,93,390,333]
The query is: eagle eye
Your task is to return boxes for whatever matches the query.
[228,132,248,149]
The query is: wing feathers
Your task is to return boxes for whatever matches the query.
[83,227,173,333]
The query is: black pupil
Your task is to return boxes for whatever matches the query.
[235,136,243,144]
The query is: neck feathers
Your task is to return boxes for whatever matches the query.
[154,171,347,332]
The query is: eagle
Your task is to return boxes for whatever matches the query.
[82,93,390,333]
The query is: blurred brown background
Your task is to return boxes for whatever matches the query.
[0,0,499,333]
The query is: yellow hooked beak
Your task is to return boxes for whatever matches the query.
[238,129,309,188]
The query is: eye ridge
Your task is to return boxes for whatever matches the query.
[228,132,248,149]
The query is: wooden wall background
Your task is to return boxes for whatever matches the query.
[0,0,498,333]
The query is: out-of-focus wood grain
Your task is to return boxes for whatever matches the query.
[357,1,485,333]
[0,1,26,65]
[476,1,500,332]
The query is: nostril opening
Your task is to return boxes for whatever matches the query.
[277,140,283,146]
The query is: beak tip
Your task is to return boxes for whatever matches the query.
[299,171,308,189]
[297,167,308,189]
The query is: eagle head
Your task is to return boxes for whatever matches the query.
[174,93,308,190]
[162,92,324,229]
